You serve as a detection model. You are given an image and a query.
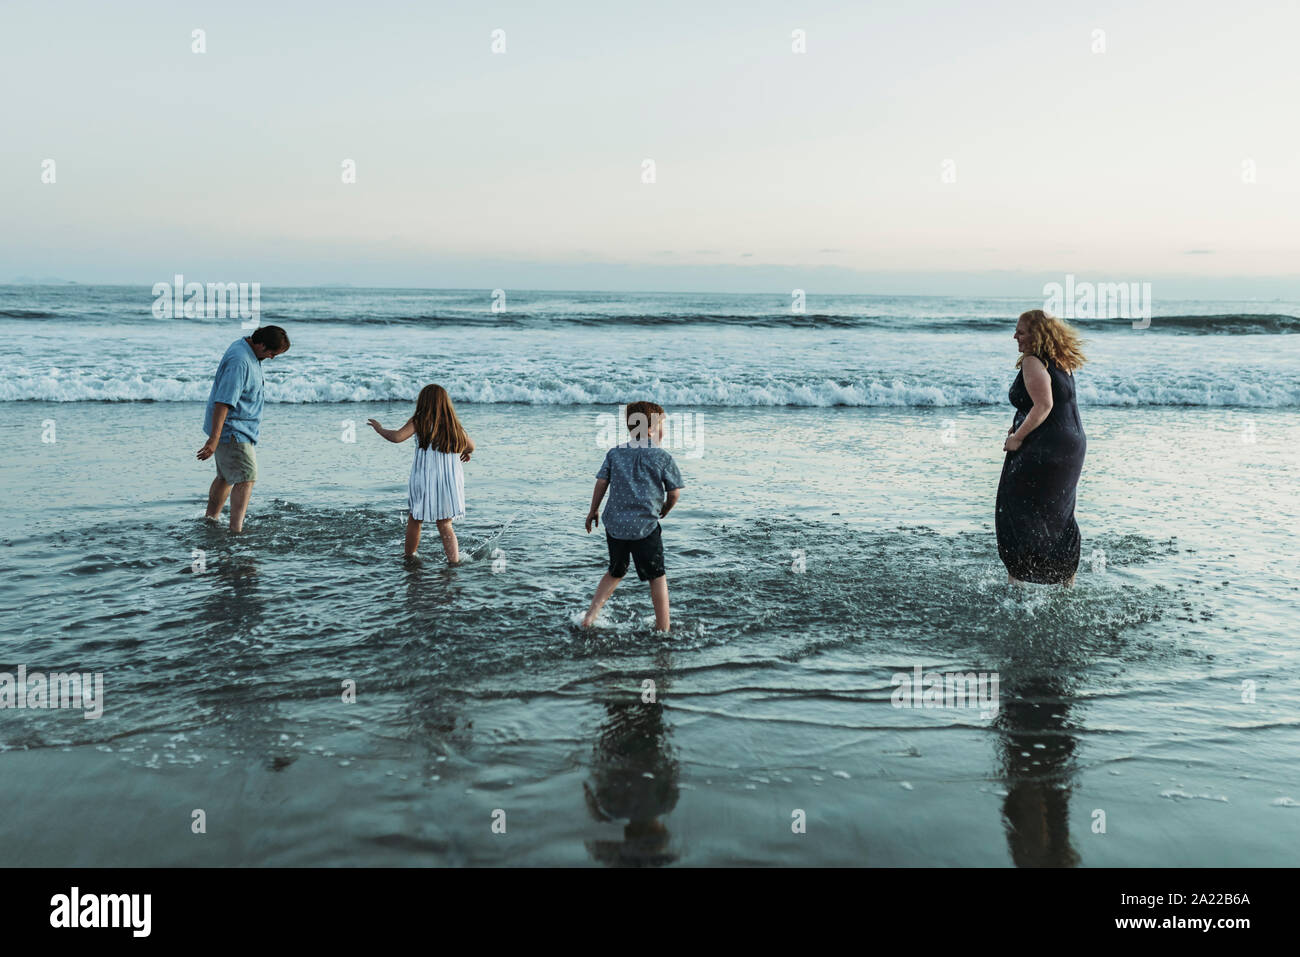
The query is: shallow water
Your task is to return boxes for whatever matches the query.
[1,400,1296,865]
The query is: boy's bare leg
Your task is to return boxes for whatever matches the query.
[206,476,233,522]
[583,573,622,627]
[436,518,460,563]
[228,481,255,533]
[649,575,670,631]
[405,516,423,557]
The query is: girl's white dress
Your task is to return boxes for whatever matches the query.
[408,444,465,521]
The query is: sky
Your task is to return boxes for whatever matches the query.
[2,0,1299,297]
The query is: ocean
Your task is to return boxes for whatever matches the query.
[1,285,1297,866]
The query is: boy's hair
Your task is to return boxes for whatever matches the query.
[251,325,290,351]
[625,401,664,445]
[625,401,664,431]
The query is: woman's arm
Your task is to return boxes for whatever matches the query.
[1004,357,1054,451]
[460,435,476,462]
[367,418,416,443]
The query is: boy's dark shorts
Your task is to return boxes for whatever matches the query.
[606,524,665,581]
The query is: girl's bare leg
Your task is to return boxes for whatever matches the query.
[405,516,423,557]
[583,573,621,627]
[435,518,460,563]
[649,575,670,631]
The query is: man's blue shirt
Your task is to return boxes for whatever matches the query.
[204,338,264,443]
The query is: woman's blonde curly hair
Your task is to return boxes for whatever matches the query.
[1016,310,1087,372]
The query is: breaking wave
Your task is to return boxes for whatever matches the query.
[3,370,1295,407]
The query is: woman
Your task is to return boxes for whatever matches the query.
[995,309,1087,584]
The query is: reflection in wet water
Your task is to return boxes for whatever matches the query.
[997,675,1081,867]
[584,666,681,867]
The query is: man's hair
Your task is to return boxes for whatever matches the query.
[251,325,290,351]
[625,401,664,432]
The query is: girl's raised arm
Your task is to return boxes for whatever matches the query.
[367,418,416,443]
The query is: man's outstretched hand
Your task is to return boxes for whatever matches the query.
[197,438,218,461]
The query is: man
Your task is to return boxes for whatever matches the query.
[196,326,290,531]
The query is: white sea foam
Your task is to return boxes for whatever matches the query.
[2,371,1297,407]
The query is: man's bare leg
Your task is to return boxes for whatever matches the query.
[405,516,423,558]
[206,476,233,522]
[583,573,622,627]
[228,481,255,533]
[649,575,670,632]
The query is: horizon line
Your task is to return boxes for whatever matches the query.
[3,280,1298,304]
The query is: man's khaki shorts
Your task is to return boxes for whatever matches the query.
[215,440,258,484]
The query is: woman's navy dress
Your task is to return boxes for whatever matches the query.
[995,359,1086,583]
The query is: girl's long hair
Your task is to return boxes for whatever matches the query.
[412,384,470,453]
[1016,310,1087,372]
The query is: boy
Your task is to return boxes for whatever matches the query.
[583,401,685,631]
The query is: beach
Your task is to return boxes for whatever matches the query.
[0,287,1298,865]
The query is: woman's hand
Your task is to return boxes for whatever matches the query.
[460,450,472,462]
[366,419,385,437]
[1003,434,1023,452]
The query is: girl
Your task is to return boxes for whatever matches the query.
[368,384,475,561]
